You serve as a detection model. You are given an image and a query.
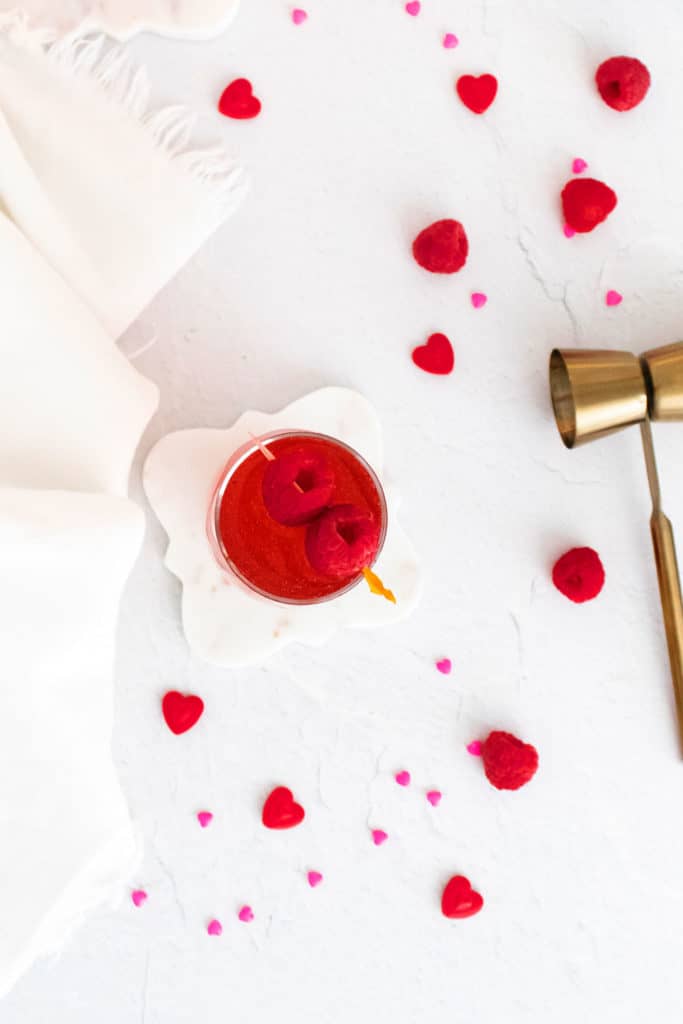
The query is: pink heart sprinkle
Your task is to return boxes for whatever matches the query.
[131,889,147,908]
[443,33,458,48]
[471,292,487,309]
[372,829,388,846]
[197,811,213,828]
[572,158,588,174]
[466,740,483,757]
[207,918,222,936]
[563,224,576,238]
[405,1,420,15]
[292,8,307,24]
[238,905,254,923]
[435,658,452,675]
[395,770,411,787]
[307,871,324,888]
[426,790,442,806]
[605,289,623,307]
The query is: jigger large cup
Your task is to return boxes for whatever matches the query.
[549,342,683,755]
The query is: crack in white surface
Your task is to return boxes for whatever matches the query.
[514,232,582,344]
[509,612,527,693]
[515,231,562,303]
[561,284,580,346]
[531,458,606,487]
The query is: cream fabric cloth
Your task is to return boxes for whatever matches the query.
[0,15,245,997]
[0,0,241,41]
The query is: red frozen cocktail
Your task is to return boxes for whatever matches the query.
[208,431,387,604]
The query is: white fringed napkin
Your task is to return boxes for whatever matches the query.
[0,15,245,997]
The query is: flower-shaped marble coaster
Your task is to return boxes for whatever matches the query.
[1,0,240,40]
[143,388,422,667]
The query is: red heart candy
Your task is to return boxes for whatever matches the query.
[456,74,498,114]
[412,333,454,375]
[441,875,484,919]
[262,786,305,829]
[162,691,204,735]
[218,78,262,120]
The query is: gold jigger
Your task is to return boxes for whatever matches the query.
[549,343,683,754]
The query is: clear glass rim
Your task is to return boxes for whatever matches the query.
[207,429,388,606]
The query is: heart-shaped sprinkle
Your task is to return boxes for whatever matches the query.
[162,691,204,735]
[441,875,483,919]
[207,918,222,936]
[481,730,538,790]
[131,889,147,908]
[262,786,305,829]
[471,292,487,309]
[218,78,262,120]
[395,770,411,787]
[563,224,576,238]
[561,178,617,233]
[307,871,324,888]
[443,33,459,49]
[238,905,254,923]
[466,740,482,756]
[456,74,498,114]
[572,158,588,174]
[372,829,388,846]
[412,219,469,274]
[412,333,455,376]
[605,289,623,306]
[426,790,442,806]
[197,811,213,828]
[435,657,452,674]
[292,8,307,24]
[405,1,421,15]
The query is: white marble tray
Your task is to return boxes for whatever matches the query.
[143,388,422,667]
[1,0,240,40]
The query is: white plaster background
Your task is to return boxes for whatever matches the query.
[5,1,683,1021]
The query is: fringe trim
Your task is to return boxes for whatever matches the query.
[0,12,247,210]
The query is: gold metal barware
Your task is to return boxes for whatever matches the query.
[549,342,683,754]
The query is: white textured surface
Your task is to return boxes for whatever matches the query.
[143,388,421,666]
[0,0,240,40]
[5,0,683,1020]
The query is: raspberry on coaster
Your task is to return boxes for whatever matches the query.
[561,178,617,233]
[412,219,468,273]
[481,731,538,791]
[596,56,651,112]
[552,546,605,603]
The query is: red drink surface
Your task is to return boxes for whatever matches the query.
[216,434,385,603]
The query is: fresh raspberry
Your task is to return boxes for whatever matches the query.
[596,56,651,112]
[305,503,380,577]
[412,219,469,273]
[262,446,335,526]
[561,178,617,233]
[552,546,605,603]
[481,731,538,791]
